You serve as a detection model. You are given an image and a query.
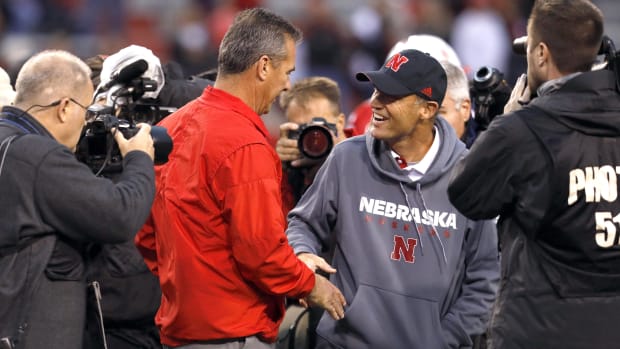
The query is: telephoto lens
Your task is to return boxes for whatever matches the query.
[297,126,333,159]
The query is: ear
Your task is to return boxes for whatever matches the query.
[256,55,270,82]
[537,42,549,66]
[56,98,71,123]
[421,101,439,121]
[459,98,472,122]
[336,112,346,130]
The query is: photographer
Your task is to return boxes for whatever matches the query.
[448,0,620,347]
[0,50,155,349]
[276,76,348,215]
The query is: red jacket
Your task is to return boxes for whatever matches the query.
[136,86,315,346]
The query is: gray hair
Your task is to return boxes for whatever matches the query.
[442,61,470,108]
[14,50,91,106]
[218,7,302,76]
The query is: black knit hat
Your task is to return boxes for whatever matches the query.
[356,49,447,105]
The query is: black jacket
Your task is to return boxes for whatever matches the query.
[0,107,155,348]
[448,70,620,349]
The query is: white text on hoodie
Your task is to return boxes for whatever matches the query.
[359,196,457,229]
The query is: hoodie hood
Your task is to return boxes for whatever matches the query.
[529,69,620,137]
[366,115,466,186]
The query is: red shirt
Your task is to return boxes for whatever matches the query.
[136,86,315,346]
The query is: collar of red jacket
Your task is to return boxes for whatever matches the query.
[200,86,270,138]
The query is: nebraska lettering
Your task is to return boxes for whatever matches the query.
[568,165,620,205]
[359,196,457,229]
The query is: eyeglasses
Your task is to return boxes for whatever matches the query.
[66,97,88,111]
[24,97,91,120]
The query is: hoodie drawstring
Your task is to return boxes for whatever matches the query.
[416,183,448,265]
[399,182,424,254]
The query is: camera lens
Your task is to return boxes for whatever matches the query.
[473,66,503,92]
[474,67,493,84]
[298,126,333,159]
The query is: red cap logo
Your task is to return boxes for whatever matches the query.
[385,53,409,72]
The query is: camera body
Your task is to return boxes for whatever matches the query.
[288,117,337,160]
[76,73,174,175]
[470,66,512,131]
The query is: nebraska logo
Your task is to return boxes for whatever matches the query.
[385,53,409,72]
[391,235,417,263]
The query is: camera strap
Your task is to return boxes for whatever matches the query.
[88,281,109,349]
[0,134,19,178]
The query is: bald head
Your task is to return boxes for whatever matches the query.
[14,50,92,108]
[12,50,94,151]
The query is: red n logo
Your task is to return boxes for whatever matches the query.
[391,235,417,263]
[385,54,409,72]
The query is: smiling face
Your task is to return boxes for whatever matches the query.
[369,89,437,147]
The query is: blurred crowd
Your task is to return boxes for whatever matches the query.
[0,0,617,138]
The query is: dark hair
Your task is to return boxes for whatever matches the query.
[528,0,603,73]
[218,8,302,76]
[279,76,341,115]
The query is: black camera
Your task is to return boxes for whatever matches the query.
[288,117,337,160]
[76,104,173,175]
[76,59,175,175]
[470,66,512,131]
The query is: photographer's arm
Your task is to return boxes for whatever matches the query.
[448,115,522,220]
[35,138,155,244]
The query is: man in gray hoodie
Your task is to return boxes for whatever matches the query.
[286,49,500,349]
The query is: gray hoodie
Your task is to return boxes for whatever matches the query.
[287,116,499,349]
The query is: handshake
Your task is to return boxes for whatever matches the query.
[298,252,347,320]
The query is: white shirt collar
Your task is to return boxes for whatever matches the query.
[391,126,440,181]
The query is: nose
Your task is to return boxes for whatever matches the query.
[369,90,382,110]
[284,77,292,91]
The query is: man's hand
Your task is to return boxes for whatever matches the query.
[305,274,346,320]
[298,252,337,274]
[113,123,155,160]
[276,122,301,163]
[503,73,531,114]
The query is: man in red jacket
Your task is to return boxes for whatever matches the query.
[135,8,346,349]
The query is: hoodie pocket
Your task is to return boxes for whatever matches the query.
[317,284,448,349]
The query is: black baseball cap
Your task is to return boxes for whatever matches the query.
[356,49,447,105]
